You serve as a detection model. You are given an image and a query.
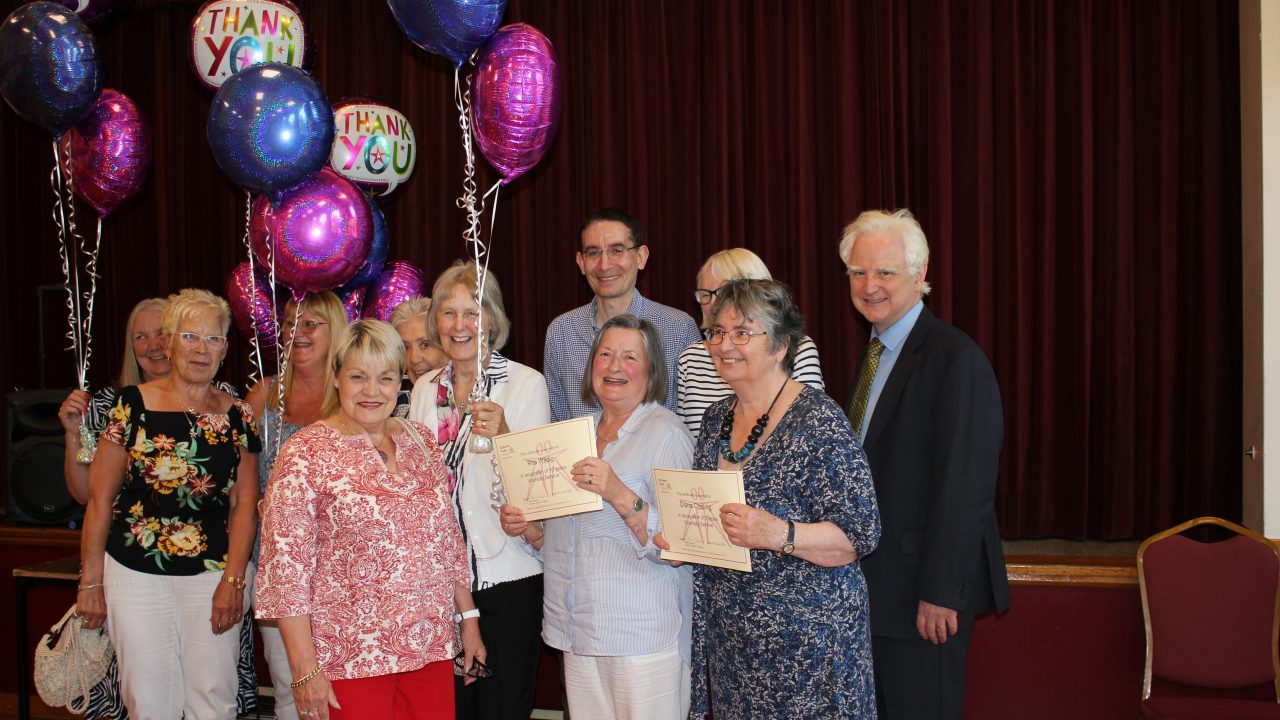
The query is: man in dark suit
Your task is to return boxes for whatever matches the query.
[840,209,1010,720]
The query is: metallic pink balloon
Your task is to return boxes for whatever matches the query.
[339,285,366,323]
[64,89,151,216]
[226,261,283,361]
[471,23,562,183]
[363,261,425,322]
[250,168,373,301]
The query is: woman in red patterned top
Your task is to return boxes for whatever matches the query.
[256,319,485,720]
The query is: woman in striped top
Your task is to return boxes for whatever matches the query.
[677,249,825,437]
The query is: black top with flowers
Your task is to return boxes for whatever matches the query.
[101,385,261,576]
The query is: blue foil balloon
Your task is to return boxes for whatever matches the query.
[341,197,389,292]
[387,0,506,68]
[207,62,333,203]
[0,1,102,137]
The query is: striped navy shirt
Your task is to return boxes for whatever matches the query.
[676,336,826,437]
[543,291,703,422]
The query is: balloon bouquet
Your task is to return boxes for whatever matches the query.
[387,0,563,453]
[0,1,151,456]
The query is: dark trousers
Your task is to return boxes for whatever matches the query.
[872,611,976,720]
[454,574,545,720]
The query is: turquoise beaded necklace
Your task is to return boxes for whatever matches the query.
[718,378,788,463]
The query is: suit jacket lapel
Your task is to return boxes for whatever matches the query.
[863,306,936,450]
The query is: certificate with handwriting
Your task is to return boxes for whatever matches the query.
[494,416,602,521]
[653,468,752,572]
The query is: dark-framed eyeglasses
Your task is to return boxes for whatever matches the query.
[177,332,228,349]
[693,288,720,305]
[703,328,768,345]
[454,654,494,679]
[580,245,639,262]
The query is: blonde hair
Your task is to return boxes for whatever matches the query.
[321,319,405,417]
[425,260,511,352]
[118,298,168,387]
[274,290,348,413]
[699,248,773,285]
[390,296,432,330]
[163,289,232,355]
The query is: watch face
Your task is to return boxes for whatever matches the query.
[781,542,795,555]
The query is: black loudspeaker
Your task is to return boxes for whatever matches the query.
[5,389,82,525]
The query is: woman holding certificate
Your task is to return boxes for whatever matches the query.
[672,279,881,719]
[408,260,550,720]
[256,320,484,720]
[500,314,694,719]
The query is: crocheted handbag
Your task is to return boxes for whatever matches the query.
[33,604,113,713]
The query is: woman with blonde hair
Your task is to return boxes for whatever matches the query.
[677,248,825,436]
[246,290,348,720]
[78,288,260,719]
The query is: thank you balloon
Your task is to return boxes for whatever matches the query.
[330,100,416,197]
[191,0,306,91]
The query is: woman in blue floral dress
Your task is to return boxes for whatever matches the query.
[670,279,881,719]
[78,289,260,720]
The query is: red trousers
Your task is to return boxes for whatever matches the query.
[329,660,454,720]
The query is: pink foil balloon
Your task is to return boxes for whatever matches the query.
[363,261,425,322]
[64,89,151,216]
[226,261,283,361]
[471,23,562,183]
[250,168,373,300]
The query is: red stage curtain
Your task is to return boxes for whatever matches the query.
[0,0,1241,539]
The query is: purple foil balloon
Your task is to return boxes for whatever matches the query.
[63,89,151,216]
[0,2,102,137]
[55,0,123,23]
[226,261,283,361]
[363,261,425,322]
[387,0,506,68]
[471,23,562,183]
[339,286,367,323]
[253,168,374,301]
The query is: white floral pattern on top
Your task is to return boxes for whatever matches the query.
[254,419,467,680]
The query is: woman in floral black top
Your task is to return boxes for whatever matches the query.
[79,289,260,720]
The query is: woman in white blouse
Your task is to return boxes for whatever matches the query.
[676,249,825,437]
[409,260,550,720]
[500,315,693,719]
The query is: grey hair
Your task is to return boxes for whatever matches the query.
[579,314,668,407]
[389,295,432,330]
[838,208,932,295]
[709,279,804,374]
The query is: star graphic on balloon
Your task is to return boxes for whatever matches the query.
[369,145,387,167]
[236,48,256,69]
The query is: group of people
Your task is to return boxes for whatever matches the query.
[58,206,1009,720]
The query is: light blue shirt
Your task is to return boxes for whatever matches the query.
[859,300,925,439]
[540,402,694,662]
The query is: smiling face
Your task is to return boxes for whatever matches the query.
[434,283,483,367]
[576,220,649,302]
[284,309,333,370]
[169,311,228,385]
[334,352,400,433]
[397,316,448,382]
[131,308,170,382]
[845,230,928,334]
[709,305,785,387]
[590,327,651,413]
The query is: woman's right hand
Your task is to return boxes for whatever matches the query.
[59,389,90,436]
[76,586,107,630]
[293,670,341,720]
[499,504,529,537]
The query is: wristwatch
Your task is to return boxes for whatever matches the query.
[780,520,796,555]
[454,608,481,623]
[621,497,645,521]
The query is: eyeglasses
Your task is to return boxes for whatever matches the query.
[703,328,768,345]
[454,654,494,679]
[580,245,639,262]
[177,332,228,349]
[694,288,720,305]
[283,320,328,333]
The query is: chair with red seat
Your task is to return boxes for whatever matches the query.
[1138,516,1280,719]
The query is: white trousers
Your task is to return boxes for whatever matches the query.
[103,554,253,720]
[562,643,689,720]
[258,620,298,720]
